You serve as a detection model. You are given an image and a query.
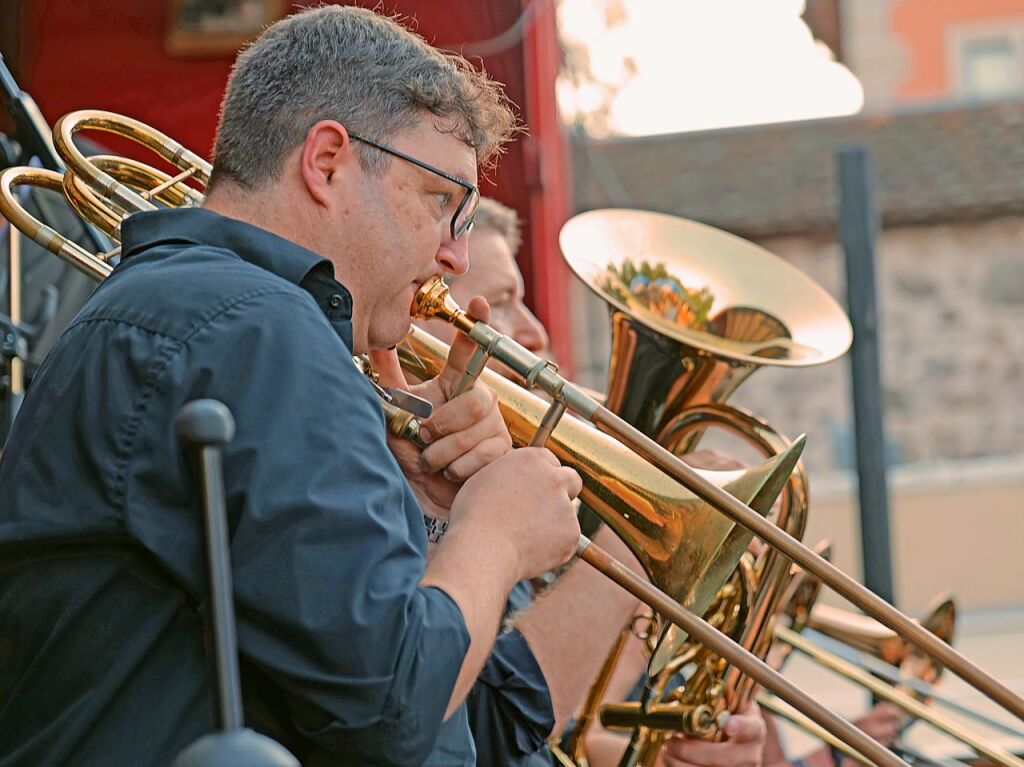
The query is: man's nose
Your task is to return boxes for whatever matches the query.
[511,304,549,353]
[436,235,469,276]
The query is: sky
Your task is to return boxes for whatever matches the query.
[556,0,865,136]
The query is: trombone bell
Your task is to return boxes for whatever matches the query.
[399,326,803,642]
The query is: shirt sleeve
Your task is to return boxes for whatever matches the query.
[466,623,556,766]
[127,288,470,766]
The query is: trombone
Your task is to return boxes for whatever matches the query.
[3,108,1023,765]
[764,583,1024,766]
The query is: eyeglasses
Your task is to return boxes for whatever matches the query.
[348,132,480,240]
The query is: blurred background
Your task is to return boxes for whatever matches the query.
[2,0,1022,755]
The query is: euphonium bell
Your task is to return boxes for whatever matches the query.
[559,208,852,447]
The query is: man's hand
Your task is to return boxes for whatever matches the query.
[660,703,766,767]
[369,296,512,515]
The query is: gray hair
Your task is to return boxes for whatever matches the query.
[473,197,522,254]
[210,5,519,189]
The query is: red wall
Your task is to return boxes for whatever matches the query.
[15,0,573,369]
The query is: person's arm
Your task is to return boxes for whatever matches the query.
[513,523,643,733]
[137,291,578,766]
[421,446,582,717]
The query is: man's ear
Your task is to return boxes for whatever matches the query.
[299,120,357,207]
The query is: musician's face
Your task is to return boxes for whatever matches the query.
[343,117,475,351]
[445,227,548,354]
[413,223,550,383]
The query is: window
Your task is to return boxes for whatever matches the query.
[962,37,1020,98]
[950,23,1024,100]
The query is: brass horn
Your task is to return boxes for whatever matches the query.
[558,208,841,751]
[807,597,956,687]
[764,583,1022,767]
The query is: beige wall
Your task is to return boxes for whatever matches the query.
[840,0,907,112]
[809,456,1024,614]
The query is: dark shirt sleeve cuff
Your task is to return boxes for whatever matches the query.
[466,628,555,765]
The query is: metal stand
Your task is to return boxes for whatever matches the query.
[172,399,298,767]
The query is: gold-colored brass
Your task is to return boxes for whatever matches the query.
[807,597,956,687]
[559,208,851,376]
[63,155,204,239]
[400,326,795,614]
[555,207,835,760]
[757,692,875,767]
[765,592,1020,767]
[776,625,1024,767]
[7,217,23,399]
[53,109,211,216]
[0,166,113,279]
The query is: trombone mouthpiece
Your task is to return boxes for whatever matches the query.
[411,275,464,325]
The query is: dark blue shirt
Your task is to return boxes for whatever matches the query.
[0,208,477,766]
[467,582,557,766]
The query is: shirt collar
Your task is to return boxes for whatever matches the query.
[120,207,330,286]
[119,207,355,350]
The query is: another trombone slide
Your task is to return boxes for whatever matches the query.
[775,626,1024,767]
[756,691,873,767]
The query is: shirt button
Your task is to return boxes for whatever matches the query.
[329,294,343,308]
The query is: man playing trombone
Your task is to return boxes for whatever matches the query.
[0,7,585,766]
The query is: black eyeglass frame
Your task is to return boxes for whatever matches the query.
[348,132,479,240]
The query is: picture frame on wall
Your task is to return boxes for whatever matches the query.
[166,0,287,57]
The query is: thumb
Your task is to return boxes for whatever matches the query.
[437,295,490,396]
[367,347,409,391]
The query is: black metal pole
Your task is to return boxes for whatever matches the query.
[172,399,298,767]
[837,145,896,606]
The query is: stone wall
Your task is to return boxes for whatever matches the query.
[570,214,1024,474]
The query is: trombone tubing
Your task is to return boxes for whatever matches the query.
[429,303,1024,725]
[0,167,113,280]
[775,625,1024,767]
[578,539,906,767]
[756,691,873,767]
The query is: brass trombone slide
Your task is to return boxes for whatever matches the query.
[411,276,1024,727]
[809,630,1024,740]
[757,691,873,766]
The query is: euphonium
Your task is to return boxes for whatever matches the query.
[555,209,847,761]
